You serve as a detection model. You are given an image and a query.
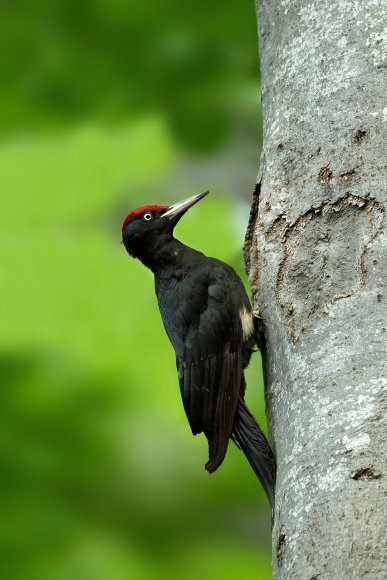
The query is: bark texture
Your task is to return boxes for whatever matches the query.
[246,2,387,578]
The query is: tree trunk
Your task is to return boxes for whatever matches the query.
[246,2,387,577]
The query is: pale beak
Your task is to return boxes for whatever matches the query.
[161,191,209,221]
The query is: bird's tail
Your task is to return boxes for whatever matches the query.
[232,399,276,509]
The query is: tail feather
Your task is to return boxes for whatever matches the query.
[232,399,276,509]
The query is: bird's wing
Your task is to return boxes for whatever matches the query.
[158,261,247,471]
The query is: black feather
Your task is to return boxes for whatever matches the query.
[233,398,276,510]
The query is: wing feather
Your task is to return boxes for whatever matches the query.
[158,259,250,471]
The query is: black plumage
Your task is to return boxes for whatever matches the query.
[122,192,276,507]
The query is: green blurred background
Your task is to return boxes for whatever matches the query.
[0,1,270,579]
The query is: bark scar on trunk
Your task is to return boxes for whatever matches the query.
[351,467,381,480]
[274,194,384,342]
[243,181,261,275]
[276,527,286,565]
[244,182,262,315]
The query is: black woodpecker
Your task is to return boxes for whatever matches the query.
[122,192,276,507]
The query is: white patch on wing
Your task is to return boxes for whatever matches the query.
[240,307,254,341]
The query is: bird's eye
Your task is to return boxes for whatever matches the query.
[143,212,152,221]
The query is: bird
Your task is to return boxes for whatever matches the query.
[122,191,276,507]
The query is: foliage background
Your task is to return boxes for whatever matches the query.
[0,1,270,578]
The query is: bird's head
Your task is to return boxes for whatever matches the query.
[122,191,209,265]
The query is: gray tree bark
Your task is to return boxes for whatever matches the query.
[245,2,387,578]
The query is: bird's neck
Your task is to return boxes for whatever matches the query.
[136,235,199,273]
